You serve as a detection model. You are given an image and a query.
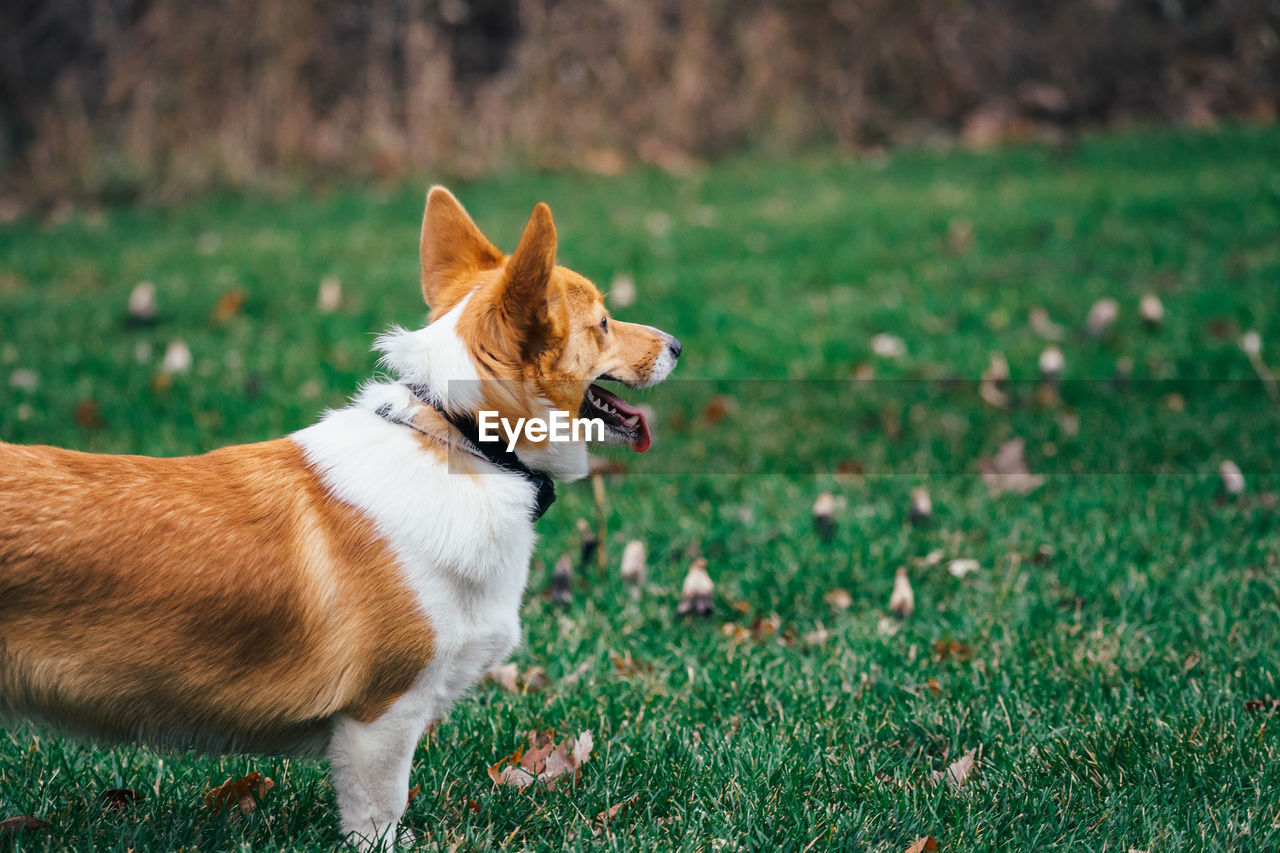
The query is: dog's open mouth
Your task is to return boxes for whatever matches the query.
[581,383,651,453]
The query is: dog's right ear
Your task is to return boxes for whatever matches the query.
[420,187,504,316]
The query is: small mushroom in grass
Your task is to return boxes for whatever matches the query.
[889,567,914,618]
[1038,346,1064,385]
[576,518,599,568]
[161,340,192,374]
[812,492,837,541]
[1140,293,1164,329]
[619,540,647,586]
[1086,298,1119,339]
[1029,306,1065,341]
[909,487,932,526]
[317,276,343,313]
[979,353,1010,408]
[1219,460,1245,496]
[126,281,158,326]
[549,554,573,605]
[1111,356,1133,388]
[678,558,714,616]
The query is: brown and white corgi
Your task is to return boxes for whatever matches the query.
[0,188,680,848]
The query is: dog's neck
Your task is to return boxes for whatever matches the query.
[374,383,557,522]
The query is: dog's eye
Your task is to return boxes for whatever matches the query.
[600,317,608,332]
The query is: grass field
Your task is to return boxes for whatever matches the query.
[2,125,1279,851]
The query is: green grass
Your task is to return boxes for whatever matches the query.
[2,124,1280,851]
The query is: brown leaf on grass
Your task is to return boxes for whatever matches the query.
[824,588,853,611]
[905,836,939,853]
[487,663,549,694]
[1245,698,1280,711]
[204,771,274,816]
[212,288,247,323]
[932,640,974,661]
[488,730,593,792]
[98,788,143,810]
[980,438,1043,496]
[889,567,914,618]
[0,816,50,836]
[610,650,652,676]
[930,748,977,790]
[406,785,421,806]
[592,793,640,837]
[702,395,736,425]
[74,399,105,430]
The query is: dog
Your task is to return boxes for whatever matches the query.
[0,187,680,847]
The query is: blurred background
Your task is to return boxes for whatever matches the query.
[2,0,1278,209]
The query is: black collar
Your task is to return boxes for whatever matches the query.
[379,383,556,522]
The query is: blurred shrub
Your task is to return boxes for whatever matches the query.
[1,0,1276,205]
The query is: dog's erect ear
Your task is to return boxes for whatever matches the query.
[420,186,504,314]
[498,202,562,359]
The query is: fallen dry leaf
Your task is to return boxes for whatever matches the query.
[212,288,247,323]
[947,558,980,579]
[931,748,977,790]
[905,836,939,853]
[204,771,274,816]
[98,788,143,810]
[1245,698,1280,711]
[406,785,421,805]
[74,399,105,430]
[610,650,652,676]
[678,558,714,616]
[890,567,914,618]
[0,816,50,836]
[703,395,736,425]
[980,438,1043,496]
[804,624,830,645]
[593,793,640,837]
[824,588,853,611]
[487,730,593,792]
[487,663,548,694]
[932,639,974,661]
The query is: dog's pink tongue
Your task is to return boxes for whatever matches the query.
[631,411,651,453]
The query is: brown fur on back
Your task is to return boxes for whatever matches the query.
[0,439,434,754]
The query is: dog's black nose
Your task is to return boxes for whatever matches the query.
[668,337,682,359]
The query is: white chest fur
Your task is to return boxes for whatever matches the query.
[292,405,536,710]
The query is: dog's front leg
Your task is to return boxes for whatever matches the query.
[327,699,432,850]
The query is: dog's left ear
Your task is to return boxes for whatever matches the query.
[498,202,564,359]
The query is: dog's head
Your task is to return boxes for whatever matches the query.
[382,187,680,481]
